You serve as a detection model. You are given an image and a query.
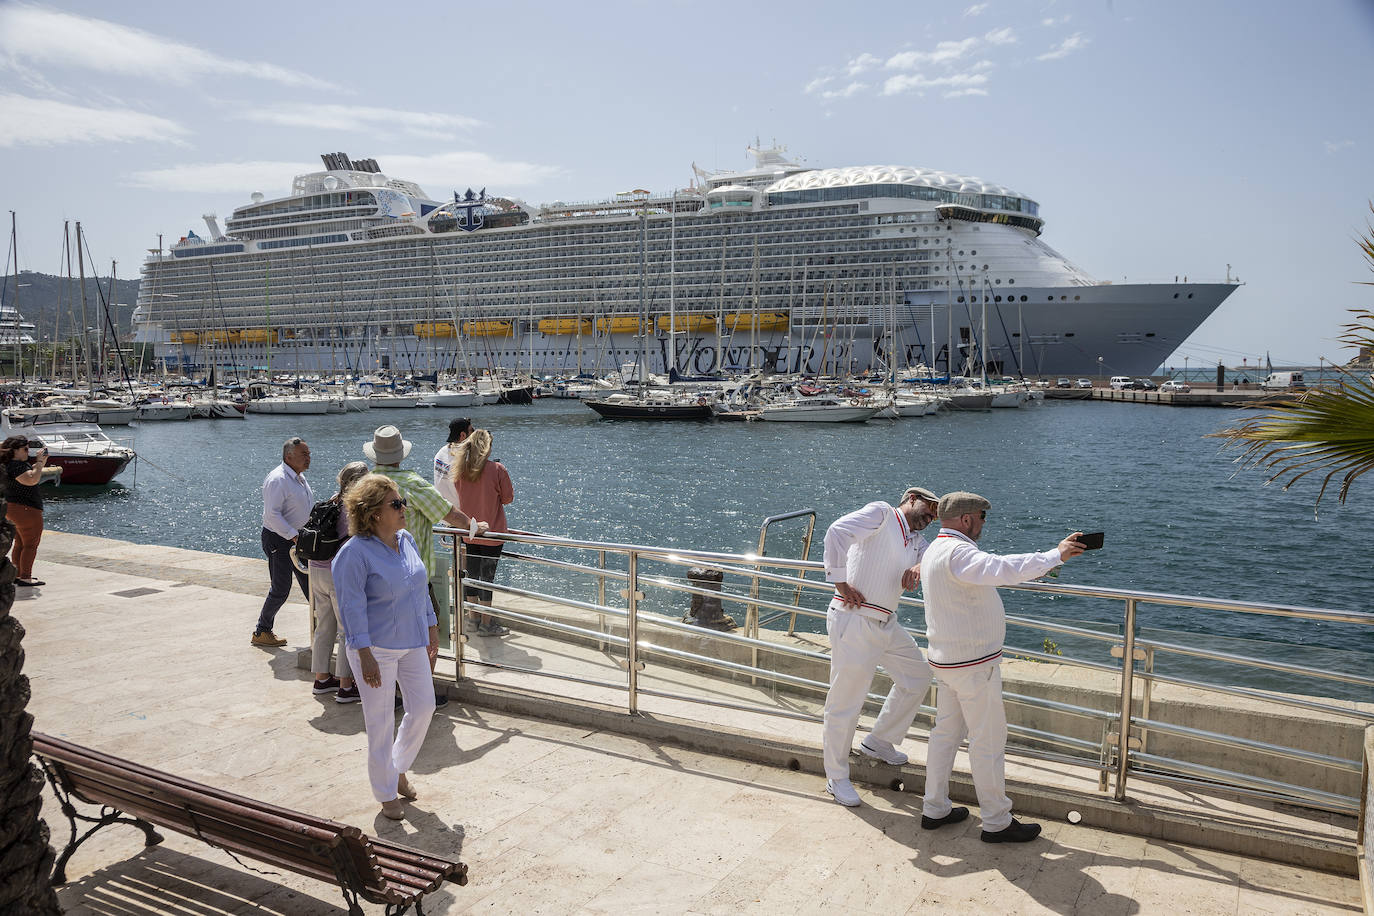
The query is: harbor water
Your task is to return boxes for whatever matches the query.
[48,398,1373,699]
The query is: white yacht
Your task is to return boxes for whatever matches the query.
[134,147,1239,378]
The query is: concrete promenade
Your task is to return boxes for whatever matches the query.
[19,531,1363,914]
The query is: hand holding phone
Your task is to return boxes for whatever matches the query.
[1078,531,1104,550]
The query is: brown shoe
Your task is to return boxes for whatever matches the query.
[251,631,288,647]
[397,774,418,800]
[380,799,405,820]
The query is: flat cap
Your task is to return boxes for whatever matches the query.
[902,486,939,505]
[938,491,991,519]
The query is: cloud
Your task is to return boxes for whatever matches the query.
[820,81,868,100]
[0,4,334,90]
[887,38,980,69]
[882,72,991,96]
[1041,15,1071,26]
[1324,139,1354,154]
[983,27,1017,45]
[236,104,481,140]
[0,93,189,148]
[964,3,989,16]
[945,88,990,98]
[845,53,882,77]
[127,152,563,196]
[804,75,834,95]
[1037,32,1088,61]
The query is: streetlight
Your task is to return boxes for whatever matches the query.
[1097,356,1104,384]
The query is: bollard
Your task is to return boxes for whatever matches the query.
[684,566,737,631]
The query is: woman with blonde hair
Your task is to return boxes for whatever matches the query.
[333,473,437,819]
[450,428,513,635]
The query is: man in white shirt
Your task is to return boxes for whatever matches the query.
[919,491,1085,842]
[254,437,314,647]
[821,486,940,808]
[432,417,471,644]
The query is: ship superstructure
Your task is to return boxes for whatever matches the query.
[134,148,1238,377]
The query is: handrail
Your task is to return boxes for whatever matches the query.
[441,525,1372,815]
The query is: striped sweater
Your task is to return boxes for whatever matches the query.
[823,501,927,623]
[920,529,1062,668]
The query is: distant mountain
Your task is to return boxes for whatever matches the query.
[0,270,139,340]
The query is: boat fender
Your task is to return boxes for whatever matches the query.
[697,397,707,406]
[850,398,862,407]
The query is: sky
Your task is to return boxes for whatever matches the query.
[1,0,1371,367]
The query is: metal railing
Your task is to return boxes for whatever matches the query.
[440,525,1374,816]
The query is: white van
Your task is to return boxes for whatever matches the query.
[1261,371,1305,391]
[1110,376,1133,390]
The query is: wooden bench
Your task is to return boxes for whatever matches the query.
[32,732,467,915]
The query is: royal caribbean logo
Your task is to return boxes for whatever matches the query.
[452,188,487,232]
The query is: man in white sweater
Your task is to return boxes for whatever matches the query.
[919,491,1085,842]
[821,486,941,807]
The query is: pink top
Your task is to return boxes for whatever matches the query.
[455,461,513,547]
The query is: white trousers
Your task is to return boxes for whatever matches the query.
[921,662,1013,831]
[346,645,436,803]
[308,566,351,680]
[823,608,932,781]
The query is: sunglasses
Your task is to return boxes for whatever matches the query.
[388,497,408,510]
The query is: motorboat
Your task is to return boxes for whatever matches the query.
[246,394,336,415]
[757,396,883,423]
[368,393,420,409]
[136,399,194,421]
[0,408,135,485]
[188,396,247,419]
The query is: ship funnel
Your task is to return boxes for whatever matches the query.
[202,213,225,241]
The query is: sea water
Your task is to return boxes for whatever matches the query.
[45,398,1374,699]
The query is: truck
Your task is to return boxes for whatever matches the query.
[1261,370,1305,391]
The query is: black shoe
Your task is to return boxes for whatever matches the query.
[16,578,44,587]
[434,692,449,709]
[981,818,1042,843]
[921,806,970,830]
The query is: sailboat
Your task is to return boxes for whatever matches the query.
[585,202,712,420]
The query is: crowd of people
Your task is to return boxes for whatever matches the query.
[255,423,1086,833]
[255,419,506,820]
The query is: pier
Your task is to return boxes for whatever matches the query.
[19,531,1368,913]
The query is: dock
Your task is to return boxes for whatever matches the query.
[1045,387,1290,407]
[18,531,1367,914]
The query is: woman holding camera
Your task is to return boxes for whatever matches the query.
[2,435,49,587]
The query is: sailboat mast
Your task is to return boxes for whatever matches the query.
[8,211,20,381]
[637,207,648,388]
[76,222,94,393]
[669,192,676,374]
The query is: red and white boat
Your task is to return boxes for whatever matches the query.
[1,408,136,485]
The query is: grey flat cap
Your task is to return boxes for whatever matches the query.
[938,491,991,519]
[902,486,939,505]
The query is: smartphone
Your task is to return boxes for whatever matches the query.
[1078,531,1105,550]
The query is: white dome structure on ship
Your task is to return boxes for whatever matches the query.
[765,165,1024,200]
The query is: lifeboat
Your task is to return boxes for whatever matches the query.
[208,330,242,345]
[596,316,645,335]
[656,314,717,333]
[462,320,515,337]
[415,321,456,338]
[240,329,278,344]
[538,317,593,335]
[725,311,789,332]
[171,331,199,345]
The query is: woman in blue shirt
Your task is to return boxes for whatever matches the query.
[333,474,439,820]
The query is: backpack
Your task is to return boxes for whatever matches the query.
[295,497,345,562]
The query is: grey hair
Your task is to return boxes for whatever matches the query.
[282,437,306,460]
[336,460,369,495]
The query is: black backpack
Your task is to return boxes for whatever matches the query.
[296,497,345,562]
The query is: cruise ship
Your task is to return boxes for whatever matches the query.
[133,147,1238,378]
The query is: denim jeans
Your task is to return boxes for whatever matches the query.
[257,527,310,634]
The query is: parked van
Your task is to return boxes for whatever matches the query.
[1261,371,1305,391]
[1110,376,1133,390]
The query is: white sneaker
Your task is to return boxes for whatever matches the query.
[859,737,908,766]
[826,778,862,807]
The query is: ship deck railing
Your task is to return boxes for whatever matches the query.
[431,525,1372,827]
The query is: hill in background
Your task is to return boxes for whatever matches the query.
[0,270,139,340]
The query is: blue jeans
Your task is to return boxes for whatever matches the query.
[257,527,310,634]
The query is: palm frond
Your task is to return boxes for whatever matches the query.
[1210,309,1374,513]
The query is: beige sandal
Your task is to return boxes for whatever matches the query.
[380,798,405,820]
[397,773,418,800]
